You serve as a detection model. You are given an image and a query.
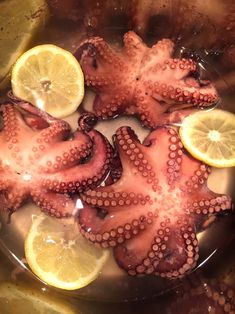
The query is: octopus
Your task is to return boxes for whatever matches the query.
[76,31,218,128]
[78,125,232,279]
[0,101,112,218]
[166,273,235,314]
[48,0,137,33]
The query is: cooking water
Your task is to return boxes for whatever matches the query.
[0,1,235,310]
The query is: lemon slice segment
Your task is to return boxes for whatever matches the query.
[0,282,76,314]
[25,215,109,290]
[179,109,235,168]
[11,44,84,118]
[0,0,48,90]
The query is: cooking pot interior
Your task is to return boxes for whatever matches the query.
[0,0,235,310]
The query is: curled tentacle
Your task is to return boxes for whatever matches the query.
[78,112,98,132]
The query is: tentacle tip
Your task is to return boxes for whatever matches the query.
[78,112,98,132]
[7,90,24,104]
[6,209,14,224]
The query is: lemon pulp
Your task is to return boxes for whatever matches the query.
[24,215,109,290]
[179,109,235,168]
[11,44,84,118]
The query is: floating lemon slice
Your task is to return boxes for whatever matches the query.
[179,109,235,168]
[25,215,109,290]
[0,0,48,90]
[11,44,84,118]
[0,282,76,314]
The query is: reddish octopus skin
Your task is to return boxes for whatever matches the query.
[167,274,235,314]
[0,102,113,218]
[76,31,218,128]
[78,126,232,279]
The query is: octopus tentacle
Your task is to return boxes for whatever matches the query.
[0,105,35,164]
[152,129,211,192]
[133,92,198,128]
[113,216,162,276]
[85,74,119,89]
[31,189,75,218]
[144,127,184,187]
[38,132,93,173]
[42,129,113,194]
[0,179,8,192]
[77,37,125,80]
[0,105,22,141]
[123,31,146,59]
[31,120,71,152]
[18,102,71,150]
[167,272,235,313]
[93,89,131,119]
[78,112,98,132]
[154,222,199,279]
[144,38,175,64]
[0,185,27,214]
[93,95,122,119]
[109,151,122,183]
[114,126,159,190]
[114,218,199,279]
[82,188,151,210]
[188,194,232,217]
[141,59,216,105]
[183,163,211,192]
[79,203,153,248]
[17,101,68,126]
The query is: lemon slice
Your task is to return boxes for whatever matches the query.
[11,44,84,118]
[179,109,235,168]
[0,0,48,90]
[0,282,76,314]
[24,215,109,290]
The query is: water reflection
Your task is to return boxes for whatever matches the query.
[1,235,235,313]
